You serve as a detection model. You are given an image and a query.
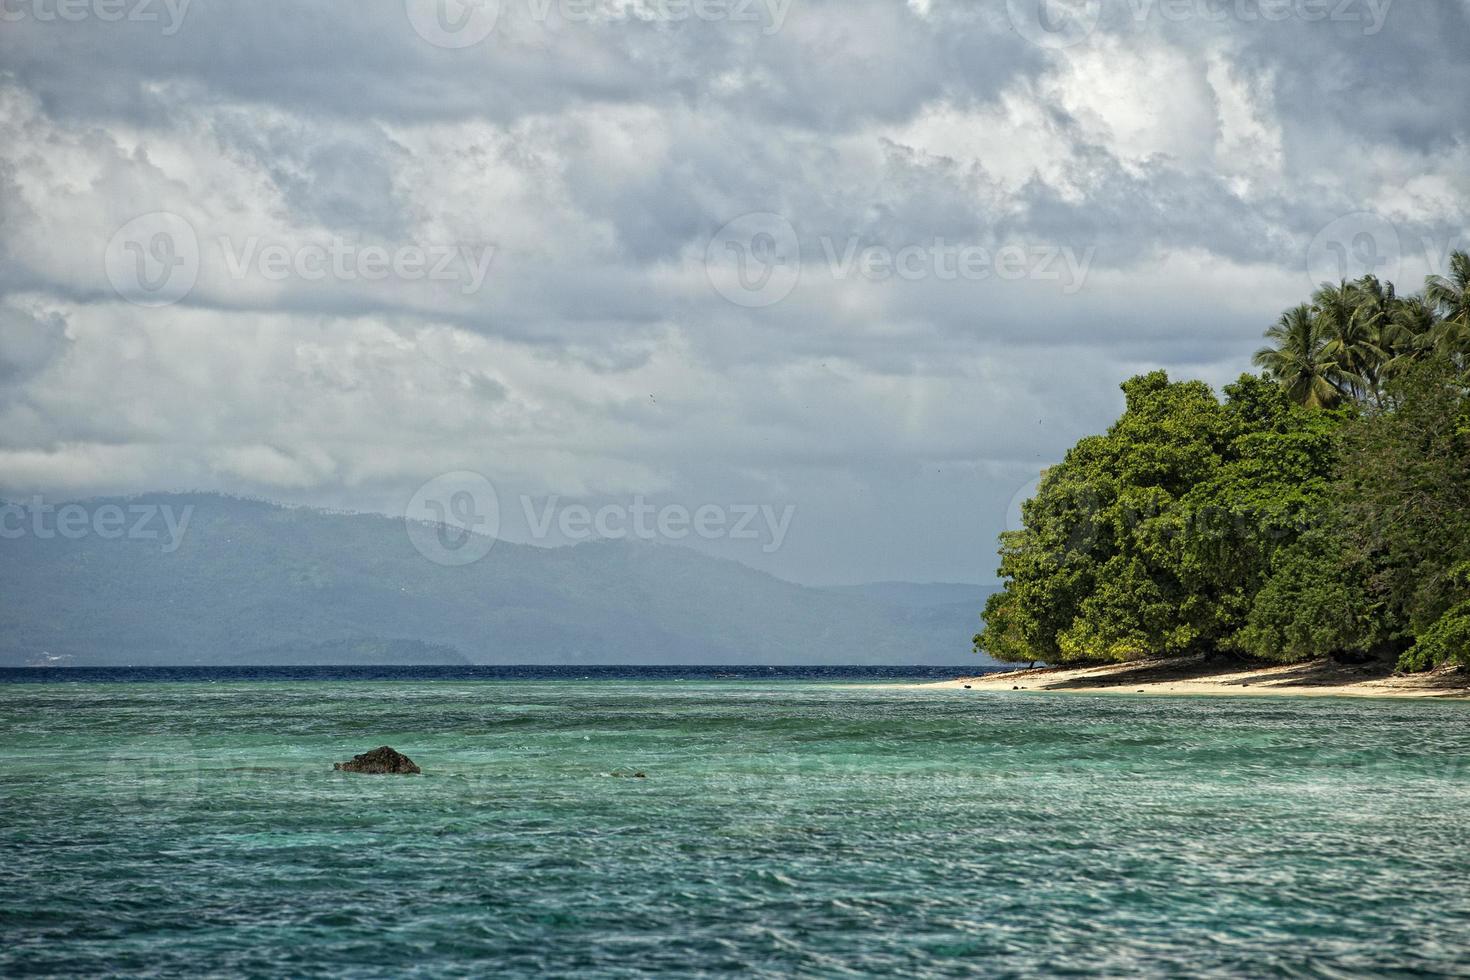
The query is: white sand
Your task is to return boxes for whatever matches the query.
[909,657,1469,699]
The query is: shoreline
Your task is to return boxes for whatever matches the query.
[918,654,1470,700]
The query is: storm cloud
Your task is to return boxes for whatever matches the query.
[1,0,1467,583]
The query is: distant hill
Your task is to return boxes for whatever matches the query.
[0,493,996,667]
[824,582,997,656]
[826,581,996,608]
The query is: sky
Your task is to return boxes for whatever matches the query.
[1,0,1468,585]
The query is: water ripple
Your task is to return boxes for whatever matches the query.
[2,680,1468,976]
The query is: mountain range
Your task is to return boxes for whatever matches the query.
[0,493,995,667]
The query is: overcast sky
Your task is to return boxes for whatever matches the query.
[1,0,1468,584]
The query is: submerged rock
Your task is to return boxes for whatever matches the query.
[333,746,421,774]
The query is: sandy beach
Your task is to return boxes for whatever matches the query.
[919,654,1470,700]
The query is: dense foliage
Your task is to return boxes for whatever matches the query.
[978,254,1470,672]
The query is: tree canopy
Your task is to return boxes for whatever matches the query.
[978,254,1470,672]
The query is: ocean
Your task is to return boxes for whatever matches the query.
[3,668,1468,976]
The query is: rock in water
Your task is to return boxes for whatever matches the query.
[333,746,421,774]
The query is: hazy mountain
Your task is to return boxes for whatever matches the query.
[0,494,994,667]
[824,582,995,657]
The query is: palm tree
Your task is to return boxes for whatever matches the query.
[1312,280,1379,402]
[1424,250,1470,363]
[1254,304,1345,408]
[1351,275,1414,406]
[1381,294,1440,389]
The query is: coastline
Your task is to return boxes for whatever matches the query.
[919,654,1470,700]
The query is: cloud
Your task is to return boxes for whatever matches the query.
[0,304,69,388]
[1,0,1468,583]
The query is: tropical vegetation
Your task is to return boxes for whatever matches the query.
[977,253,1470,672]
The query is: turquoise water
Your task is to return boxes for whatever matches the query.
[3,679,1470,977]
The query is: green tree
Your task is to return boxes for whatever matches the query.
[1253,304,1344,408]
[976,373,1342,665]
[1424,249,1470,365]
[1312,280,1379,402]
[979,271,1468,672]
[1233,530,1377,663]
[1335,359,1470,669]
[1258,275,1442,409]
[1388,295,1439,382]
